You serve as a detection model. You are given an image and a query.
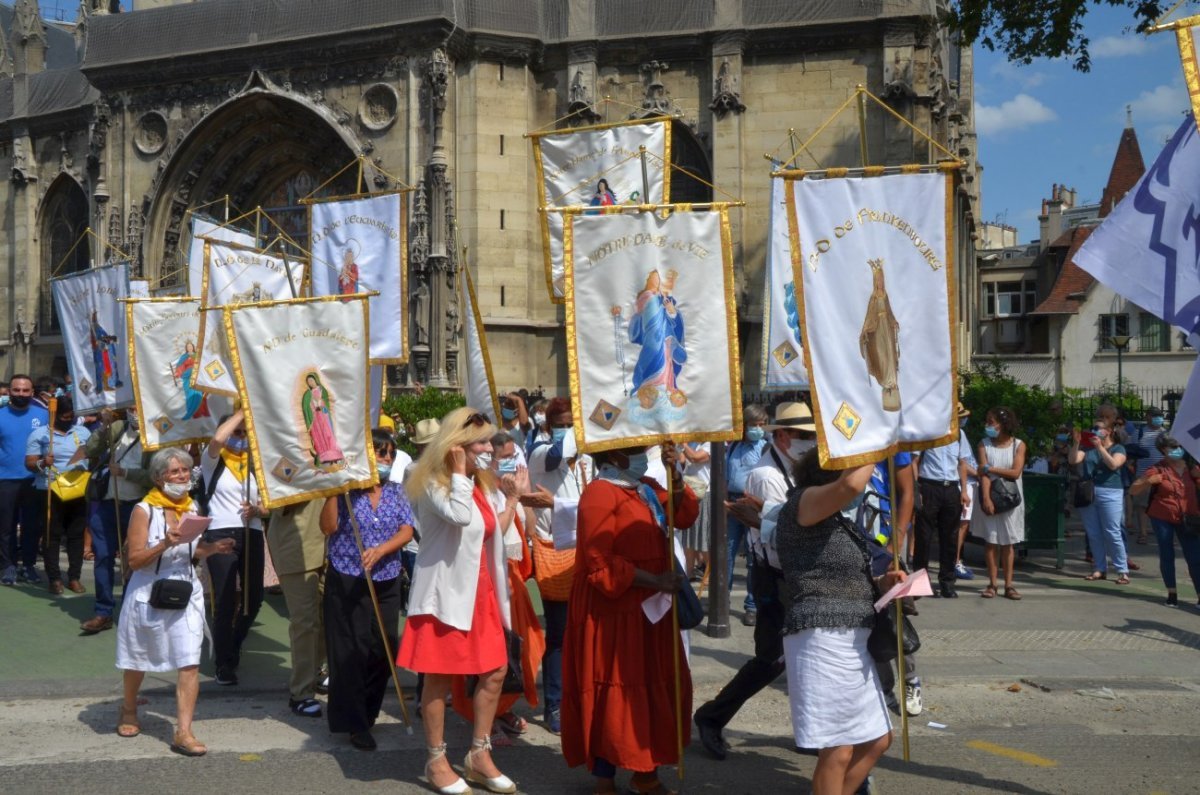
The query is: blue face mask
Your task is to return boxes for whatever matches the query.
[746,426,765,443]
[551,427,570,443]
[625,452,650,480]
[984,426,1000,439]
[498,457,519,474]
[1055,433,1069,443]
[0,396,8,408]
[1151,416,1165,427]
[227,437,248,453]
[501,407,518,421]
[376,463,393,479]
[1168,447,1186,460]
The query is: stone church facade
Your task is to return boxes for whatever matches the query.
[0,0,978,392]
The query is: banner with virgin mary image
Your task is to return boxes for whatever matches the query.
[188,215,257,297]
[307,190,408,363]
[761,174,809,389]
[532,118,671,302]
[226,295,376,509]
[461,266,502,424]
[195,239,306,397]
[784,169,958,467]
[126,298,231,450]
[563,206,743,453]
[50,262,135,413]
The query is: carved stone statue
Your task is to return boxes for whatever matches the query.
[412,276,430,346]
[710,59,746,117]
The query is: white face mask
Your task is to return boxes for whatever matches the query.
[788,438,815,460]
[473,452,493,471]
[162,481,189,499]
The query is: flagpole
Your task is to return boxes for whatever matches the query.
[44,397,58,553]
[887,455,910,761]
[243,451,252,617]
[665,460,685,785]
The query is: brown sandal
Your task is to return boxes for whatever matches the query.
[628,774,676,795]
[1114,575,1131,585]
[170,730,207,757]
[980,585,996,599]
[1083,572,1106,581]
[116,707,140,738]
[1004,586,1022,601]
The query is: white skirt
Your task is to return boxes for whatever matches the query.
[784,627,892,749]
[115,600,205,672]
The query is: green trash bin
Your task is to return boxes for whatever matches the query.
[1020,471,1067,569]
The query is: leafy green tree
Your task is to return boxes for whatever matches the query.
[382,388,466,454]
[943,1,1169,71]
[958,360,1061,458]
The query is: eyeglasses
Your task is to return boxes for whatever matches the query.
[462,413,488,428]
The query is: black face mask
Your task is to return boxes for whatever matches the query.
[55,420,74,432]
[8,395,31,409]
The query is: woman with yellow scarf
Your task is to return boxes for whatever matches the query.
[115,447,233,755]
[201,410,268,687]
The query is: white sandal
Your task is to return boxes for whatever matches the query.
[464,735,517,794]
[425,743,469,795]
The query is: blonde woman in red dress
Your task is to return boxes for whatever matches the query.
[396,408,522,795]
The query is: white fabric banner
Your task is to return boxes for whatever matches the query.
[788,172,956,467]
[461,266,500,423]
[129,280,150,299]
[1074,115,1200,337]
[195,240,305,396]
[762,175,809,389]
[564,208,742,452]
[51,263,134,413]
[227,296,376,509]
[126,298,231,450]
[369,365,385,426]
[308,192,408,363]
[188,216,256,297]
[535,119,670,302]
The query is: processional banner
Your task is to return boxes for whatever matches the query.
[50,262,134,413]
[195,240,305,397]
[761,174,809,389]
[563,207,742,453]
[307,191,408,363]
[532,118,671,302]
[126,298,230,450]
[461,266,501,423]
[226,295,375,509]
[188,216,256,297]
[784,170,957,467]
[369,365,386,426]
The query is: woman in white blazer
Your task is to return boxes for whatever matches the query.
[396,407,521,795]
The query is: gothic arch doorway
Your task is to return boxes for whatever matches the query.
[142,92,359,285]
[39,174,90,333]
[669,123,713,204]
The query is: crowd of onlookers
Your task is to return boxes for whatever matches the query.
[3,379,1199,795]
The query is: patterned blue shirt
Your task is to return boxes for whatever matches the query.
[726,438,768,495]
[328,482,414,581]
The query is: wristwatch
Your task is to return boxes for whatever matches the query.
[980,464,990,474]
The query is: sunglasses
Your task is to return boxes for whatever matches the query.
[462,413,488,428]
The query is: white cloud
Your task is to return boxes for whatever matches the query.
[1129,83,1189,123]
[975,94,1058,136]
[987,60,1047,90]
[1091,35,1151,58]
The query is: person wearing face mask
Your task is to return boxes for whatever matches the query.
[1130,407,1168,544]
[1072,415,1132,585]
[520,396,589,735]
[398,407,521,795]
[80,409,153,633]
[912,402,973,599]
[721,404,769,621]
[1129,435,1200,607]
[561,442,698,795]
[952,404,980,581]
[24,396,91,595]
[115,447,235,755]
[200,410,268,686]
[973,406,1027,600]
[500,392,532,450]
[319,429,415,748]
[0,375,49,586]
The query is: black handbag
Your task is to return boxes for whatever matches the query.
[466,628,525,696]
[674,560,705,631]
[988,475,1022,513]
[868,603,921,662]
[147,512,193,610]
[1182,514,1200,539]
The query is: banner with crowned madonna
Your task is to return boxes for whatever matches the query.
[761,174,809,389]
[226,295,375,509]
[126,298,233,450]
[461,266,501,423]
[563,207,742,453]
[195,239,306,397]
[307,191,408,363]
[188,216,257,298]
[783,169,957,467]
[50,262,135,413]
[532,118,671,302]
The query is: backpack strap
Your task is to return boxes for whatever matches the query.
[196,455,227,518]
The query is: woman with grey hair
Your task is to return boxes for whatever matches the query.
[114,447,233,756]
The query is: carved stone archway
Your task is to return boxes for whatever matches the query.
[39,173,91,333]
[141,87,361,285]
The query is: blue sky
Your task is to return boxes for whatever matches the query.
[975,4,1196,242]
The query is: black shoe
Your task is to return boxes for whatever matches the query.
[350,730,376,751]
[885,692,901,716]
[940,584,958,599]
[694,715,727,761]
[741,611,757,627]
[215,667,238,686]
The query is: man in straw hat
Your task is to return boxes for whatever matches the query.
[912,402,973,598]
[694,401,816,760]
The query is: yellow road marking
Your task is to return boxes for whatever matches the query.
[965,740,1058,768]
[239,753,262,762]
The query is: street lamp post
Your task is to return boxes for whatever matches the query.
[1109,334,1132,404]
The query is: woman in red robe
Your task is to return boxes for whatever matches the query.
[561,444,699,795]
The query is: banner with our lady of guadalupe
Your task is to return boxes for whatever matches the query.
[225,295,376,509]
[761,173,809,389]
[563,206,743,453]
[50,262,135,413]
[195,239,306,397]
[783,169,958,467]
[126,298,232,450]
[531,118,671,302]
[306,191,408,363]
